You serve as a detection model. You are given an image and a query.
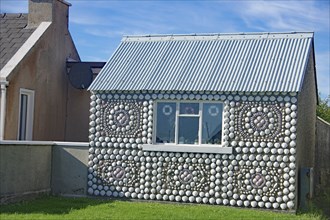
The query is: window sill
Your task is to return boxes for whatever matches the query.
[143,144,232,154]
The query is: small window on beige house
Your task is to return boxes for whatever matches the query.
[18,89,34,140]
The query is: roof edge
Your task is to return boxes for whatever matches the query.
[0,22,52,79]
[58,0,72,7]
[122,32,314,42]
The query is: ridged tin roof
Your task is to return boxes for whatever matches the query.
[89,32,313,92]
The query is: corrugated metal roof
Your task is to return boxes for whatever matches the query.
[89,32,313,92]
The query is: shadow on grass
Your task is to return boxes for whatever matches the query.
[0,196,113,215]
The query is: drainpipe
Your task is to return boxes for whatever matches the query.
[0,79,8,140]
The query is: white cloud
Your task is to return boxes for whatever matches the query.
[70,14,105,26]
[238,1,329,32]
[234,0,329,97]
[84,55,107,62]
[83,29,126,38]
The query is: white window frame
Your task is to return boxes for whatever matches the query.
[17,88,35,140]
[143,100,232,154]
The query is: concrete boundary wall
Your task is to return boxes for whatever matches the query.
[0,143,52,204]
[51,143,88,196]
[315,117,330,195]
[0,141,88,204]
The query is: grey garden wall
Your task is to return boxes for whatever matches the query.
[51,143,89,195]
[0,141,88,204]
[0,142,52,203]
[315,117,330,195]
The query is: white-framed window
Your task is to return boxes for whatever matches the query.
[144,101,232,154]
[17,88,35,140]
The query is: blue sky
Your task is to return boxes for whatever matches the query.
[1,0,329,98]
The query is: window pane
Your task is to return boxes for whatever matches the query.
[19,94,28,140]
[202,103,223,144]
[178,117,199,144]
[156,102,176,143]
[179,103,199,115]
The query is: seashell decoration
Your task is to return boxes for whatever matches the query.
[88,92,298,210]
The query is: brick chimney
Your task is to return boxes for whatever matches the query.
[27,0,71,28]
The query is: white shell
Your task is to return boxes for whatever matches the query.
[280,203,287,210]
[251,201,257,207]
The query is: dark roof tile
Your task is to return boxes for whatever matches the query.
[0,13,36,70]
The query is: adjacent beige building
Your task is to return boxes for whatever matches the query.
[0,0,91,141]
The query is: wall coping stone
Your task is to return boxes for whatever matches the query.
[0,141,88,147]
[317,116,330,126]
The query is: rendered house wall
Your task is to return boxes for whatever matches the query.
[88,91,300,210]
[4,0,81,141]
[64,86,91,142]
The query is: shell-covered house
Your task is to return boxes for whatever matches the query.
[87,32,317,210]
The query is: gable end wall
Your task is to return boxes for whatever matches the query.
[295,50,317,205]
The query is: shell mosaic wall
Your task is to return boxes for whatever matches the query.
[88,91,298,210]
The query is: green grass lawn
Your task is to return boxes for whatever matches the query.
[0,196,326,220]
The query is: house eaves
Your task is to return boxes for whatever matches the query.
[0,21,51,82]
[0,13,35,70]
